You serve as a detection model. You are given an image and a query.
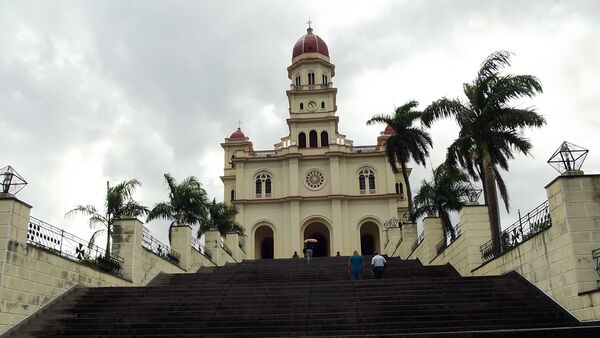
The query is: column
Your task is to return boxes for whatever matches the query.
[170,224,192,271]
[546,174,600,293]
[112,217,144,283]
[458,205,492,273]
[398,222,417,259]
[421,217,445,263]
[204,229,223,266]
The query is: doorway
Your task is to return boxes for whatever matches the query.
[360,222,380,255]
[255,225,274,259]
[303,222,330,257]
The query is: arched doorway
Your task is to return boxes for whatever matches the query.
[303,222,330,257]
[255,225,274,259]
[360,222,380,255]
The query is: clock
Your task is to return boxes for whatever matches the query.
[307,101,317,112]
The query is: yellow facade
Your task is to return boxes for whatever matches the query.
[221,29,409,259]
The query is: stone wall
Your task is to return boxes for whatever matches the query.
[407,174,600,322]
[0,196,235,334]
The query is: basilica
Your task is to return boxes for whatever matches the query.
[221,27,410,259]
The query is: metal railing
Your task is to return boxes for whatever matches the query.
[352,146,378,153]
[219,237,233,257]
[26,216,124,276]
[592,248,600,286]
[411,231,425,252]
[480,200,552,262]
[436,223,462,255]
[142,227,181,265]
[191,236,212,259]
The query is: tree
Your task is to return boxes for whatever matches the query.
[146,174,209,242]
[422,51,545,254]
[66,179,149,257]
[367,100,433,222]
[413,164,471,240]
[197,199,244,238]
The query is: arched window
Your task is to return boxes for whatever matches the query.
[322,74,328,85]
[320,131,329,147]
[308,73,315,85]
[230,189,235,201]
[265,178,271,197]
[321,101,325,109]
[255,172,272,198]
[368,174,376,192]
[300,102,304,110]
[395,182,404,197]
[359,175,366,193]
[309,130,318,148]
[295,76,301,86]
[298,132,307,148]
[358,168,376,194]
[255,179,262,197]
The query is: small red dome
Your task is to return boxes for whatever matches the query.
[229,128,246,141]
[292,28,329,59]
[384,125,396,134]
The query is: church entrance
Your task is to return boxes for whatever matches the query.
[255,225,274,259]
[360,222,380,255]
[303,222,330,257]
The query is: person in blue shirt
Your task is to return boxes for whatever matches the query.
[347,250,363,280]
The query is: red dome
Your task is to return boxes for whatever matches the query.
[384,125,396,134]
[229,128,246,141]
[292,28,329,59]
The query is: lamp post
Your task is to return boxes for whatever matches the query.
[0,166,27,196]
[547,141,588,175]
[464,183,483,205]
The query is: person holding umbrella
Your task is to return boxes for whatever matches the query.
[304,238,317,263]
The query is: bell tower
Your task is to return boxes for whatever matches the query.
[286,26,339,149]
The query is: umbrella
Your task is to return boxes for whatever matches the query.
[304,238,318,243]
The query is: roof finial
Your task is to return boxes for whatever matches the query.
[237,120,242,129]
[306,17,313,33]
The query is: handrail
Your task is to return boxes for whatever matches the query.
[191,236,212,259]
[436,223,462,255]
[27,216,124,276]
[142,227,181,265]
[480,200,552,262]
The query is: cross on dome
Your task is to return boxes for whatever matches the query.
[306,17,313,33]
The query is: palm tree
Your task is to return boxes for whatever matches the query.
[413,164,471,240]
[422,51,545,254]
[66,179,149,257]
[197,199,244,238]
[367,100,433,222]
[146,174,209,242]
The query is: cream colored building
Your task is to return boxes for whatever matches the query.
[221,27,409,259]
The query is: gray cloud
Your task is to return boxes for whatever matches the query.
[2,0,599,244]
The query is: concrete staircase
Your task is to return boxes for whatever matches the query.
[4,256,599,337]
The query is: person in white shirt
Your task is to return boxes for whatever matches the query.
[371,251,387,279]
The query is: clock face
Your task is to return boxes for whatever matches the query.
[307,101,317,112]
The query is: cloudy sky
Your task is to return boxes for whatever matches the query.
[2,0,599,245]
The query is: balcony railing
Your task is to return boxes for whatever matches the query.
[142,227,180,265]
[480,200,552,262]
[26,216,124,276]
[436,223,462,255]
[191,236,212,259]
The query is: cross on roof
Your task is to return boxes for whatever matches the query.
[307,18,313,29]
[237,120,242,129]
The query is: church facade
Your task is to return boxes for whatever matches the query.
[221,27,410,259]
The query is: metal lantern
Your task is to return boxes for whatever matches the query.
[547,141,588,174]
[464,183,483,204]
[0,166,28,196]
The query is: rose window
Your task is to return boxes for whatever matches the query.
[305,169,325,190]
